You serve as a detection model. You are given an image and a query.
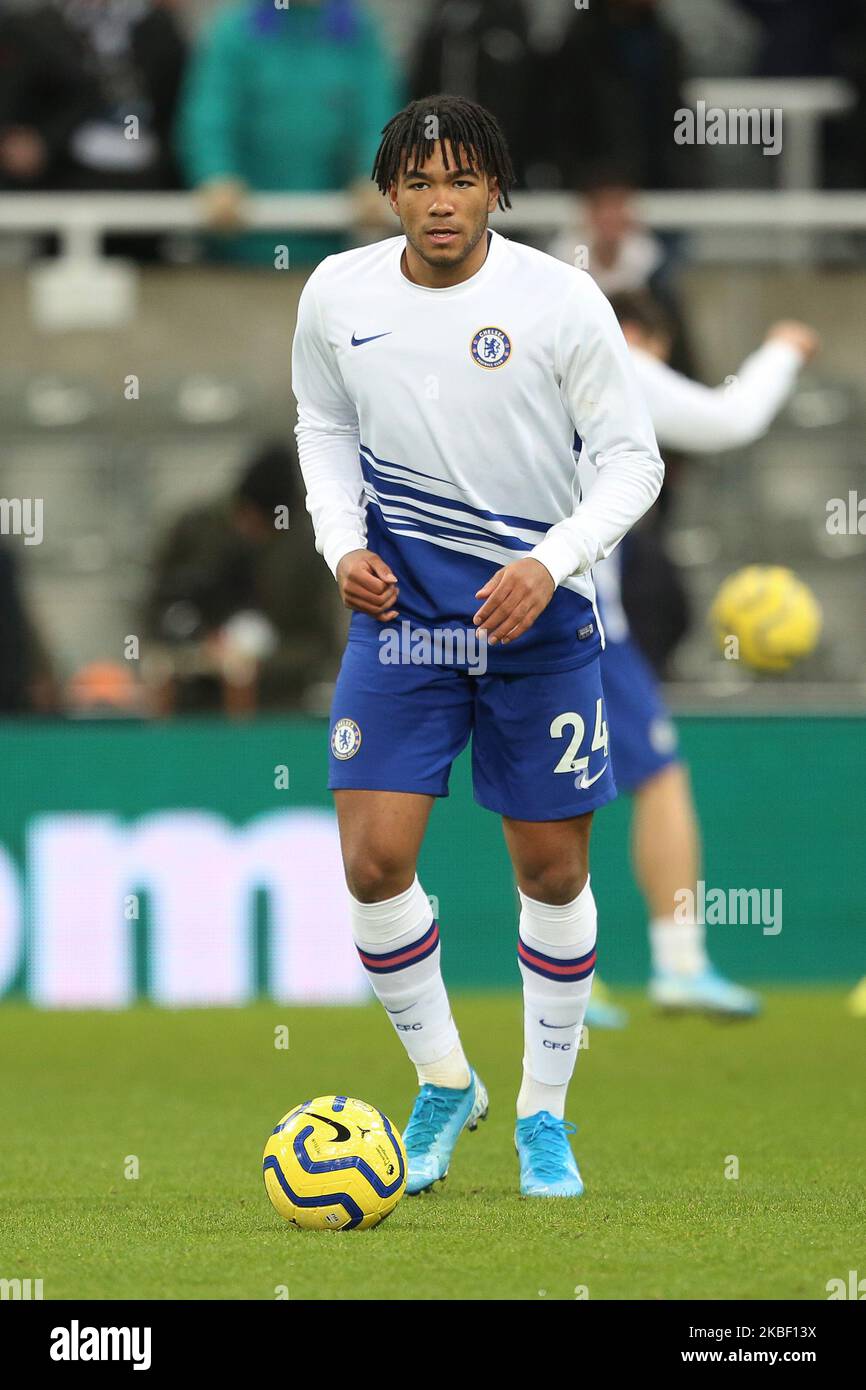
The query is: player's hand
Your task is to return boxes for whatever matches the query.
[199,178,247,231]
[473,558,555,646]
[766,321,820,363]
[336,550,399,621]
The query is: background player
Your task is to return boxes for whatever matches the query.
[584,291,819,1025]
[292,96,664,1198]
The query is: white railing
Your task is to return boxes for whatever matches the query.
[2,190,866,260]
[0,76,857,256]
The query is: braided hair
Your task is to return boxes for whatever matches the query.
[372,94,516,210]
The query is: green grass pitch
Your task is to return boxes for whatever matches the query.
[1,991,863,1301]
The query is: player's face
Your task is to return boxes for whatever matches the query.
[389,141,499,274]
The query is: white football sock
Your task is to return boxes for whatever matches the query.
[516,878,597,1120]
[650,916,709,977]
[350,877,470,1087]
[416,1044,472,1090]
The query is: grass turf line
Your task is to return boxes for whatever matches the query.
[0,991,863,1301]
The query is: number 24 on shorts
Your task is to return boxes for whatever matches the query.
[550,698,609,776]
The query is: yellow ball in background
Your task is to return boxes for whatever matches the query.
[709,565,822,673]
[263,1095,407,1231]
[849,976,866,1018]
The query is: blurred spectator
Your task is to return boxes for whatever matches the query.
[550,180,666,293]
[144,440,342,713]
[732,0,859,79]
[548,180,694,374]
[408,0,537,187]
[548,0,699,191]
[66,661,148,718]
[732,0,866,190]
[841,10,866,190]
[0,543,58,714]
[0,0,186,194]
[176,0,401,267]
[659,0,761,79]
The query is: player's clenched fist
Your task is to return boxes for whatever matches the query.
[336,550,399,621]
[473,558,556,646]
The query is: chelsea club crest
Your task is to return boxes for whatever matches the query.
[331,717,362,760]
[471,327,512,369]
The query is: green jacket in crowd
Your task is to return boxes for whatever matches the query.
[177,0,401,267]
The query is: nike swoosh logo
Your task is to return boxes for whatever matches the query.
[577,763,608,789]
[385,1004,413,1015]
[351,331,392,346]
[540,1018,579,1029]
[307,1111,352,1143]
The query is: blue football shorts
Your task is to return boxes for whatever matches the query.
[327,640,616,822]
[599,634,680,794]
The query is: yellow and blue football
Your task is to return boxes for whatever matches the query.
[263,1095,407,1231]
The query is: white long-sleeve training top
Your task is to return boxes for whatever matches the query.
[588,337,805,642]
[291,229,664,673]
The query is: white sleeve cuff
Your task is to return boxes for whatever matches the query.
[323,533,367,579]
[530,527,596,587]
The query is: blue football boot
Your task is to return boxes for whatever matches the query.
[515,1111,584,1197]
[403,1070,488,1195]
[650,967,760,1018]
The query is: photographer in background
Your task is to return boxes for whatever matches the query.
[144,441,343,714]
